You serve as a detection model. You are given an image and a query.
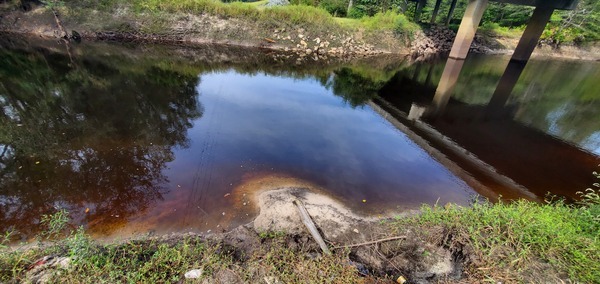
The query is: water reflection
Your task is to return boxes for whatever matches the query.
[0,38,478,239]
[1,36,598,240]
[376,54,600,201]
[0,39,202,239]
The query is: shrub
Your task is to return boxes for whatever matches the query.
[318,0,347,17]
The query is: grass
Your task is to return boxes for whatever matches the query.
[396,189,600,283]
[335,11,418,36]
[78,0,338,28]
[479,22,524,38]
[3,192,598,282]
[62,0,418,37]
[2,168,598,282]
[0,214,362,282]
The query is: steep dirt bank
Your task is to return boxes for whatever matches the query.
[413,24,600,60]
[2,5,597,60]
[0,5,407,58]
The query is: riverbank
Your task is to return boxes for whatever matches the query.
[1,1,598,60]
[1,185,598,283]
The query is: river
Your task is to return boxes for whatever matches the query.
[0,36,598,241]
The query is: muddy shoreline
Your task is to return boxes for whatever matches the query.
[3,28,599,61]
[1,6,598,61]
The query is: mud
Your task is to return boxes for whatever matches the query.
[1,4,597,60]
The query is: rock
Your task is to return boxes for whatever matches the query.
[353,247,385,271]
[298,34,304,39]
[305,49,312,55]
[266,0,289,7]
[184,269,203,279]
[300,40,307,47]
[25,256,72,284]
[315,37,321,44]
[264,276,282,284]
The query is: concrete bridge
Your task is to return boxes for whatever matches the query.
[417,0,580,116]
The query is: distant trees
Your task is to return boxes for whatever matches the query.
[542,0,600,46]
[288,0,598,45]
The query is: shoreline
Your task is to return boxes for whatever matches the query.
[1,6,598,61]
[2,186,598,283]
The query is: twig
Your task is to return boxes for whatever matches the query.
[293,199,331,255]
[332,236,407,249]
[51,9,68,39]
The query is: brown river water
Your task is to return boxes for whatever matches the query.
[0,37,598,241]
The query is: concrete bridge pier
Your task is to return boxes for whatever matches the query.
[430,0,489,116]
[487,6,555,112]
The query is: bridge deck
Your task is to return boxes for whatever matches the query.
[491,0,578,10]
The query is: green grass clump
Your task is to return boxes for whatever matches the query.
[360,11,417,33]
[479,22,524,38]
[0,211,360,283]
[128,0,336,27]
[400,192,600,283]
[0,209,230,282]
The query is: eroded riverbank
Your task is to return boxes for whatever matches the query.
[3,185,599,283]
[1,3,598,60]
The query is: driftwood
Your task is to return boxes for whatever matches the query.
[51,9,68,39]
[332,236,407,249]
[293,199,331,255]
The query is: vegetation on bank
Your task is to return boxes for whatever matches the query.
[63,0,598,45]
[2,0,418,38]
[3,0,596,49]
[1,185,598,283]
[397,189,600,282]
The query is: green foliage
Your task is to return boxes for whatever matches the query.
[289,0,317,6]
[125,0,339,30]
[318,0,347,17]
[482,2,533,27]
[39,209,70,240]
[400,196,600,282]
[576,169,600,225]
[359,10,417,34]
[0,231,14,250]
[479,22,523,37]
[347,0,378,18]
[542,0,600,46]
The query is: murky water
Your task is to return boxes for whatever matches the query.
[1,37,598,240]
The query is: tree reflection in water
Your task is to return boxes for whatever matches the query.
[0,43,202,239]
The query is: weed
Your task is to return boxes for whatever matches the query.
[398,198,600,282]
[0,231,15,250]
[39,209,70,240]
[258,231,286,239]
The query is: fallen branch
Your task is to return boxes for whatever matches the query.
[332,236,407,249]
[51,9,68,39]
[293,199,331,255]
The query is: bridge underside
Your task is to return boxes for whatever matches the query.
[491,0,578,10]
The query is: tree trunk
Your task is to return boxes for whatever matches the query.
[445,0,458,26]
